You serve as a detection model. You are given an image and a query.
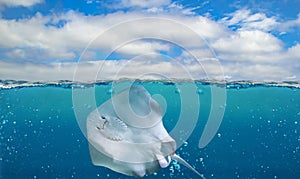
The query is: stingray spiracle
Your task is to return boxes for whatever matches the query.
[96,115,128,141]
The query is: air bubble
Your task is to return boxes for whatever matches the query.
[173,161,180,170]
[175,88,181,94]
[197,89,203,94]
[183,141,188,147]
[107,89,113,95]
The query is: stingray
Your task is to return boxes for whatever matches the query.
[87,85,205,178]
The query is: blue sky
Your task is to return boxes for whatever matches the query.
[0,0,299,81]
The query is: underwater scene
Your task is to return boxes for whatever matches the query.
[1,80,299,179]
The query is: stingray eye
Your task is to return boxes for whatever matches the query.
[96,118,108,130]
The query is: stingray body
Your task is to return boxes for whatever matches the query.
[87,85,204,178]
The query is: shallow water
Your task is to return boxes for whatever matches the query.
[0,81,299,178]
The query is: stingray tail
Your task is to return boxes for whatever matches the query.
[171,154,206,179]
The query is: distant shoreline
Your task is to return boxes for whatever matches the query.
[1,79,299,89]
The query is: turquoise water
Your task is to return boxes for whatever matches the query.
[0,81,300,178]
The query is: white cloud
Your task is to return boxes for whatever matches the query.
[5,49,26,59]
[167,2,195,15]
[0,57,296,82]
[114,1,203,16]
[0,6,299,81]
[212,30,284,63]
[179,48,215,61]
[0,12,104,60]
[0,10,226,60]
[0,58,199,82]
[5,48,76,60]
[280,13,300,32]
[222,63,294,81]
[0,0,43,7]
[120,0,171,8]
[220,9,278,32]
[146,7,164,13]
[116,41,170,56]
[287,43,300,58]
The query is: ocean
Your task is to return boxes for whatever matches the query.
[0,80,299,179]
